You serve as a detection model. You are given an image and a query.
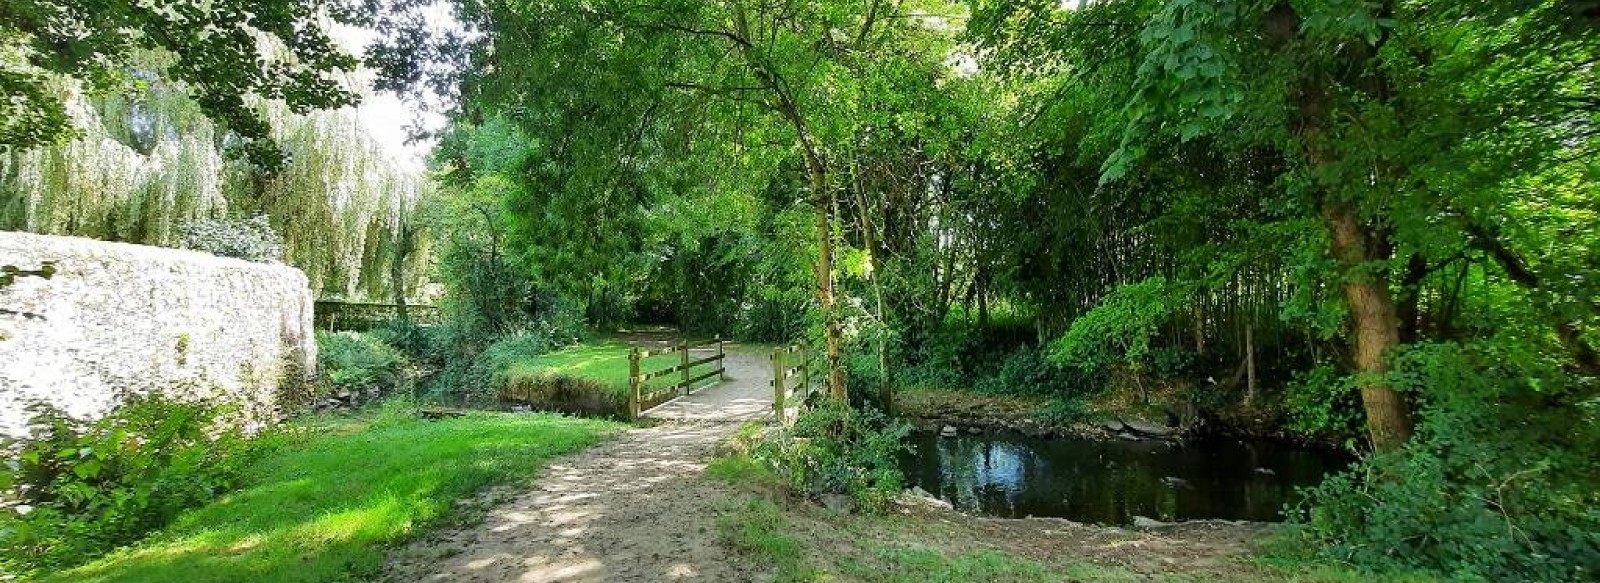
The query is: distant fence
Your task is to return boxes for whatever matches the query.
[314,301,440,331]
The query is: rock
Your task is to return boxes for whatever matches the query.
[1101,419,1126,432]
[1132,515,1170,529]
[1117,432,1140,441]
[904,487,953,511]
[1254,467,1276,476]
[1123,420,1179,437]
[819,493,856,514]
[939,425,958,437]
[1160,476,1191,488]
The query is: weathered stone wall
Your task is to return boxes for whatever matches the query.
[0,231,316,435]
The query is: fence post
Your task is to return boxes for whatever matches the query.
[629,346,641,420]
[772,348,785,420]
[797,344,809,402]
[680,340,691,395]
[717,335,727,381]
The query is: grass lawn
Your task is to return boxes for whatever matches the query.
[500,339,724,402]
[50,408,621,583]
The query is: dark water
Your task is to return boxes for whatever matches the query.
[900,431,1350,524]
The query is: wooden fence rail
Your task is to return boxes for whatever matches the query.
[771,343,822,420]
[628,337,727,418]
[314,301,440,331]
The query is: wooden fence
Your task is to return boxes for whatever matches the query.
[314,301,440,331]
[770,343,822,420]
[628,338,728,418]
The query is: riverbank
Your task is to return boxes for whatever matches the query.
[894,387,1338,447]
[709,453,1434,582]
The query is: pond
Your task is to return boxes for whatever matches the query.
[900,430,1351,524]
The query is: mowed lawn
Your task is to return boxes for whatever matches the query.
[51,411,621,583]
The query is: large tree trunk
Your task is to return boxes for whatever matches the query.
[809,165,847,400]
[1324,203,1413,450]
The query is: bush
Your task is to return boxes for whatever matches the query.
[316,331,410,398]
[0,394,261,574]
[974,345,1090,398]
[368,319,449,367]
[1288,342,1600,582]
[179,214,283,262]
[752,400,911,513]
[1048,276,1175,376]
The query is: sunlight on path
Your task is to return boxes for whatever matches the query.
[384,346,774,582]
[642,345,774,422]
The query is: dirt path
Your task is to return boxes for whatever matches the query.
[384,347,773,583]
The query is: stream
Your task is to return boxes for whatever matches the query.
[900,430,1351,524]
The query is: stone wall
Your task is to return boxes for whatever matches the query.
[0,231,316,435]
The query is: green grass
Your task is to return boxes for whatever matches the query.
[718,498,821,582]
[500,339,723,400]
[838,546,1141,583]
[49,409,621,583]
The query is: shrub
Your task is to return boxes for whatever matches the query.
[974,345,1090,398]
[752,400,911,513]
[367,319,449,366]
[1048,276,1176,376]
[0,394,261,574]
[179,214,283,262]
[1288,341,1600,582]
[316,331,410,398]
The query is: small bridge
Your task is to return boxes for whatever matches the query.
[630,338,820,423]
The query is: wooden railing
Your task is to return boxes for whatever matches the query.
[314,301,440,331]
[628,338,727,418]
[770,343,822,420]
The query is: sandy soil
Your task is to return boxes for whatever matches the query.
[383,346,774,583]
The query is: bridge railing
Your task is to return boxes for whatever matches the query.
[770,343,822,421]
[627,337,727,419]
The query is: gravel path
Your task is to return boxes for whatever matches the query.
[384,346,773,583]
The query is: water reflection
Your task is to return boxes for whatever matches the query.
[901,431,1349,524]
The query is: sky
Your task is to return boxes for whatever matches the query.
[332,4,460,172]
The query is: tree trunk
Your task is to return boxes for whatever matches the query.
[1244,322,1256,407]
[391,222,414,322]
[1324,203,1413,450]
[810,165,847,400]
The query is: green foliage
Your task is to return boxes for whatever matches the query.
[0,0,360,168]
[179,214,284,263]
[315,331,410,397]
[0,393,260,575]
[974,345,1084,397]
[367,319,450,368]
[1284,363,1364,439]
[1049,277,1177,376]
[1,54,433,301]
[1290,342,1600,581]
[752,400,910,514]
[42,411,619,583]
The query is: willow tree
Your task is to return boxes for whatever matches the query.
[1,0,361,168]
[0,62,434,301]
